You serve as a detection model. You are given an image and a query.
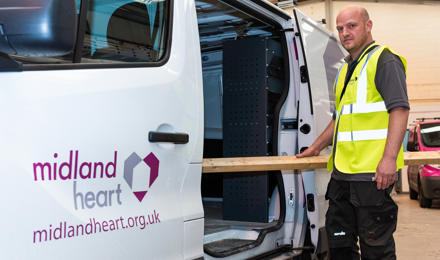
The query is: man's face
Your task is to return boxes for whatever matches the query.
[336,9,371,55]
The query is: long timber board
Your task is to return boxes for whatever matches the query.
[202,151,440,173]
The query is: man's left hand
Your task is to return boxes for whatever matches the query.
[375,157,397,190]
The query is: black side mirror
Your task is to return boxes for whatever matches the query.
[0,0,76,57]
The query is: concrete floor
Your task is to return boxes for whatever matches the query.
[394,193,440,260]
[271,193,440,260]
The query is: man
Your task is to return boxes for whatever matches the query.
[297,5,409,260]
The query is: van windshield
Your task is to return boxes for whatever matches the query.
[420,123,440,147]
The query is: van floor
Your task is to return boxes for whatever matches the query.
[203,200,278,235]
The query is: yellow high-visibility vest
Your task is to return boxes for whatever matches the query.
[327,45,407,174]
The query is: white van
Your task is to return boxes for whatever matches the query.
[0,0,346,259]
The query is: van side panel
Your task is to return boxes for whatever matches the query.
[0,0,203,259]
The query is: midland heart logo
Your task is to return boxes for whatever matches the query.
[123,152,159,202]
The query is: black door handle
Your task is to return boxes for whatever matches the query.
[148,131,189,144]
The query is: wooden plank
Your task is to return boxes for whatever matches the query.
[202,155,328,173]
[202,151,440,173]
[404,151,440,166]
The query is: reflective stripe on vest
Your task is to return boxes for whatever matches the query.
[338,129,388,142]
[339,101,386,115]
[336,46,388,142]
[333,66,344,94]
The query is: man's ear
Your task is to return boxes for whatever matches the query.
[366,19,373,33]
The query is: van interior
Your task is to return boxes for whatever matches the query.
[196,0,288,256]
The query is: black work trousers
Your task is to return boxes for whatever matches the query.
[325,178,398,260]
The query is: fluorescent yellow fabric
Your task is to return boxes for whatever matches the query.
[327,45,407,174]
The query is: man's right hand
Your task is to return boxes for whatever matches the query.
[296,147,320,158]
[295,119,335,159]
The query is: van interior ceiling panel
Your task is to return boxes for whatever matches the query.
[197,0,287,255]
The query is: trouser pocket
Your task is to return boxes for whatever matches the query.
[358,201,397,247]
[325,179,358,248]
[352,182,397,259]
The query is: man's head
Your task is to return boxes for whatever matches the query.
[336,6,373,58]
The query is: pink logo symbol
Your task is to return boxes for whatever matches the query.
[123,152,159,202]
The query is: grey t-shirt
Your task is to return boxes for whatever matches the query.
[375,49,410,112]
[332,46,409,181]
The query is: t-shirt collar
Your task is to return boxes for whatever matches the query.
[344,41,376,63]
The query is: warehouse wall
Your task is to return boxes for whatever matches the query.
[283,0,440,126]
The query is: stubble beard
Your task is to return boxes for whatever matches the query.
[345,31,369,58]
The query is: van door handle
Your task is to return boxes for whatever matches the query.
[148,131,189,144]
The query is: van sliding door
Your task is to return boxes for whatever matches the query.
[0,1,204,259]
